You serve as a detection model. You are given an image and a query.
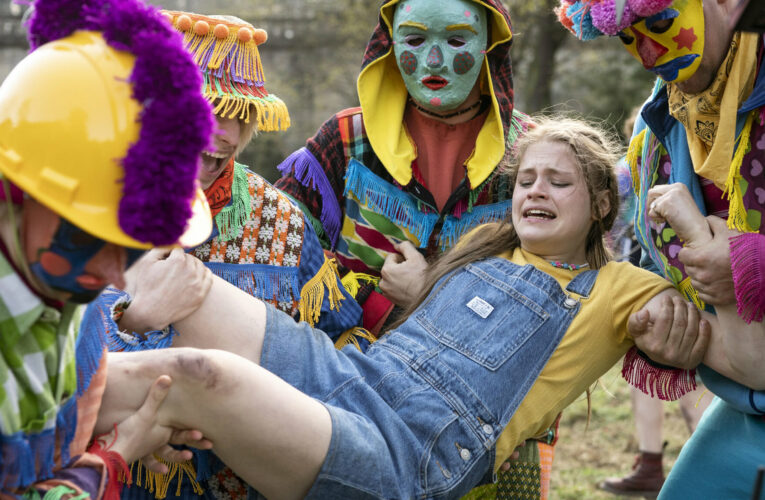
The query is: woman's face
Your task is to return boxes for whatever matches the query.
[199,114,243,190]
[392,0,488,112]
[618,0,705,83]
[23,199,144,303]
[512,141,599,264]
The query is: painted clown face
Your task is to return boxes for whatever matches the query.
[24,200,145,303]
[618,0,705,83]
[392,0,488,112]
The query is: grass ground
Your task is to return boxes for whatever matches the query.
[550,364,698,499]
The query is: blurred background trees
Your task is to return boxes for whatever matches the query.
[0,0,657,179]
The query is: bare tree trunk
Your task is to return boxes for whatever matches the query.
[523,0,568,112]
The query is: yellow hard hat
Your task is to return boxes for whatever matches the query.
[0,31,212,249]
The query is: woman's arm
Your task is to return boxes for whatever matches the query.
[698,305,765,390]
[632,286,765,390]
[629,289,710,370]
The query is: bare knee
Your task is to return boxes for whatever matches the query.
[167,348,238,394]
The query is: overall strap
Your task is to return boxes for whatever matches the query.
[564,269,599,298]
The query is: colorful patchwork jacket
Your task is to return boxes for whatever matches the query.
[625,50,765,408]
[86,163,362,500]
[275,0,525,325]
[0,247,114,500]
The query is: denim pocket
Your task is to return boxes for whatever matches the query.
[419,409,491,499]
[414,263,550,370]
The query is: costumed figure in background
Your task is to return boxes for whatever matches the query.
[557,0,765,497]
[276,0,523,333]
[0,0,216,497]
[84,11,363,500]
[275,1,563,497]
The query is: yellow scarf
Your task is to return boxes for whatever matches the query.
[667,32,759,190]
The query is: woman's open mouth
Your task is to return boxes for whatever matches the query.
[523,209,556,221]
[200,150,231,175]
[422,76,448,90]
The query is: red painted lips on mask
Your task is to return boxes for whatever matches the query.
[422,76,448,90]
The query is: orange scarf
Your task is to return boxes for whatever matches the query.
[203,158,235,218]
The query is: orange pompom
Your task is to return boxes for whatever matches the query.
[161,12,174,25]
[213,23,230,39]
[238,27,252,43]
[253,29,268,45]
[177,15,192,31]
[194,20,210,36]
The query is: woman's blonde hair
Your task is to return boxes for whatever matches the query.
[393,115,623,326]
[211,98,259,156]
[236,110,258,155]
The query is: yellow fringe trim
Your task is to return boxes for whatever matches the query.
[340,271,380,298]
[723,111,756,233]
[333,327,378,352]
[123,459,204,499]
[206,91,291,131]
[179,28,265,83]
[626,129,646,196]
[298,258,345,325]
[678,276,705,311]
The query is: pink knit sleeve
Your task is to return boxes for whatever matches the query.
[729,233,765,323]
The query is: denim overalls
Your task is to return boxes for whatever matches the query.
[260,257,598,500]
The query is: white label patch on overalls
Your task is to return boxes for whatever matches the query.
[467,296,494,318]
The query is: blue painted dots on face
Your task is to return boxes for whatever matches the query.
[453,51,475,75]
[400,50,417,75]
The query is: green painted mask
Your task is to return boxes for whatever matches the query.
[392,0,488,113]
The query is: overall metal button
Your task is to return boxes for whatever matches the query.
[460,448,472,461]
[482,424,493,435]
[563,297,577,309]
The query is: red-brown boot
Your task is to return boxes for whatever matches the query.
[599,450,664,498]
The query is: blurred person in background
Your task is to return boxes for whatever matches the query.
[600,107,713,499]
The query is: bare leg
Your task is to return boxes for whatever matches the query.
[677,384,713,433]
[599,388,666,495]
[171,274,268,364]
[632,387,664,453]
[98,348,331,500]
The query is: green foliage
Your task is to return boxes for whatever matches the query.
[504,1,656,139]
[552,38,657,141]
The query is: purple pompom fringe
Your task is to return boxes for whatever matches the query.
[27,0,214,246]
